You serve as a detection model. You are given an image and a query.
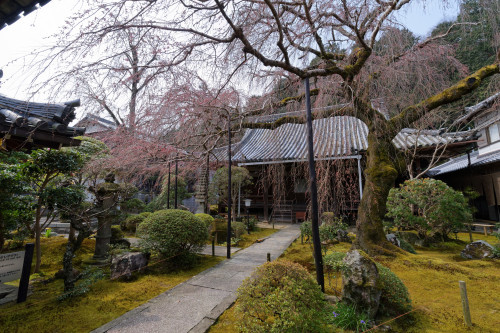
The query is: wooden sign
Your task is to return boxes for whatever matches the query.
[0,250,25,283]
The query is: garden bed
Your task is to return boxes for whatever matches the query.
[0,236,224,332]
[209,232,499,332]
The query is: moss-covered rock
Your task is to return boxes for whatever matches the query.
[341,250,381,318]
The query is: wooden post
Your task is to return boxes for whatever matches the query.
[267,253,271,262]
[459,281,472,327]
[17,243,34,303]
[263,168,269,221]
[212,238,215,257]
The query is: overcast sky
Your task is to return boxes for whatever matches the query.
[0,0,460,100]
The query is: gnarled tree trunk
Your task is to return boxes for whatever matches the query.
[355,131,400,254]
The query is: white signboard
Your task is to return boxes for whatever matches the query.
[0,251,25,283]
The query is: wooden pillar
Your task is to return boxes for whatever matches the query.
[263,166,269,221]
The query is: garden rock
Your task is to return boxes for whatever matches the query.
[386,233,400,247]
[460,240,495,259]
[110,252,149,280]
[341,250,381,318]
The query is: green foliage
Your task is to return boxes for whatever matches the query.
[247,217,258,231]
[209,204,219,215]
[137,209,208,264]
[324,251,347,272]
[375,263,412,316]
[493,223,500,241]
[431,0,498,73]
[22,148,84,180]
[208,166,252,208]
[386,178,473,240]
[330,302,371,332]
[232,221,246,238]
[194,213,215,228]
[43,184,86,220]
[0,160,33,250]
[121,198,146,213]
[399,238,417,254]
[57,267,105,301]
[145,175,191,212]
[320,216,347,241]
[121,212,152,232]
[300,221,312,242]
[111,225,125,242]
[237,260,332,333]
[319,224,338,243]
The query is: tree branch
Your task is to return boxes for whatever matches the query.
[390,61,500,134]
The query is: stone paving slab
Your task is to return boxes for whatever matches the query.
[92,224,300,333]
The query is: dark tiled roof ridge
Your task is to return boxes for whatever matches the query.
[0,0,52,30]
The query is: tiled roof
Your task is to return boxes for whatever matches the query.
[0,93,85,150]
[75,114,117,134]
[211,115,475,164]
[428,149,500,176]
[0,0,51,30]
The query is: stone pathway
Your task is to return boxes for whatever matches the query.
[92,224,300,333]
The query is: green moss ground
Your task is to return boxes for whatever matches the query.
[209,233,499,332]
[0,236,224,333]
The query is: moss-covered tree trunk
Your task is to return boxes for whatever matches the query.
[355,131,399,254]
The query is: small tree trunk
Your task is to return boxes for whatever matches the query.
[63,241,77,291]
[355,133,400,254]
[63,217,89,292]
[34,204,42,273]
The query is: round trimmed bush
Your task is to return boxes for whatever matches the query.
[121,212,152,232]
[137,209,208,260]
[232,221,246,238]
[195,213,215,228]
[237,260,331,333]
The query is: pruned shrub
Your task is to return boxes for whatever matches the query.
[375,263,412,316]
[237,260,331,333]
[232,221,246,238]
[111,225,124,242]
[121,198,146,213]
[212,219,245,243]
[324,252,411,317]
[387,178,473,241]
[137,209,208,264]
[121,212,152,232]
[195,213,215,229]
